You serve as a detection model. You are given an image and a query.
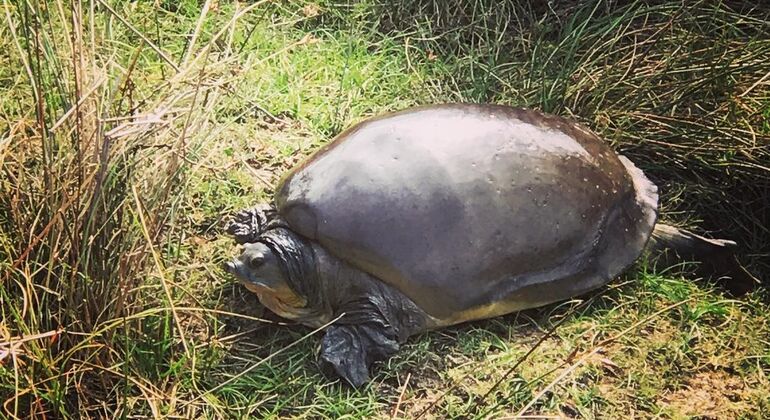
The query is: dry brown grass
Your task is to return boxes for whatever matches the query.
[1,1,269,416]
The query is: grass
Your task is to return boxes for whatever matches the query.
[1,0,768,418]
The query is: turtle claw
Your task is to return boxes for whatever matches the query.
[318,324,400,387]
[226,204,275,244]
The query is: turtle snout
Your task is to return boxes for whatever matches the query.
[223,260,239,275]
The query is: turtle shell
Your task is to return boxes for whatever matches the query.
[274,104,658,324]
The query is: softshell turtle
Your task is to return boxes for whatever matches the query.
[225,104,748,386]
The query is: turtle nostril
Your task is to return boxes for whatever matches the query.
[224,261,237,274]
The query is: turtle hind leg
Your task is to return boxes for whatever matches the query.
[649,223,759,295]
[318,324,400,387]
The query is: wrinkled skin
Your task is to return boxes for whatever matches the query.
[225,104,744,386]
[226,209,427,386]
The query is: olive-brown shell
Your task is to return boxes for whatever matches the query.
[275,104,657,323]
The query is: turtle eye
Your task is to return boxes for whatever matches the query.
[248,255,265,268]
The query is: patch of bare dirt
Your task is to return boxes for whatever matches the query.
[660,370,754,418]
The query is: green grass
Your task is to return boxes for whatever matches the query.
[1,0,769,418]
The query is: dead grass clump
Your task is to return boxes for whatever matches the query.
[0,1,265,416]
[661,369,755,418]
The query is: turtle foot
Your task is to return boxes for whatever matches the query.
[318,324,399,387]
[226,204,275,244]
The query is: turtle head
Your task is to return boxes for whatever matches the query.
[225,242,311,320]
[225,228,327,324]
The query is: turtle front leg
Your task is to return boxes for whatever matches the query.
[226,204,276,244]
[311,250,428,387]
[318,323,400,387]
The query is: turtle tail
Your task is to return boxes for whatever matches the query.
[648,223,759,295]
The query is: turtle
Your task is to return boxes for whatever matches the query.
[224,103,752,387]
